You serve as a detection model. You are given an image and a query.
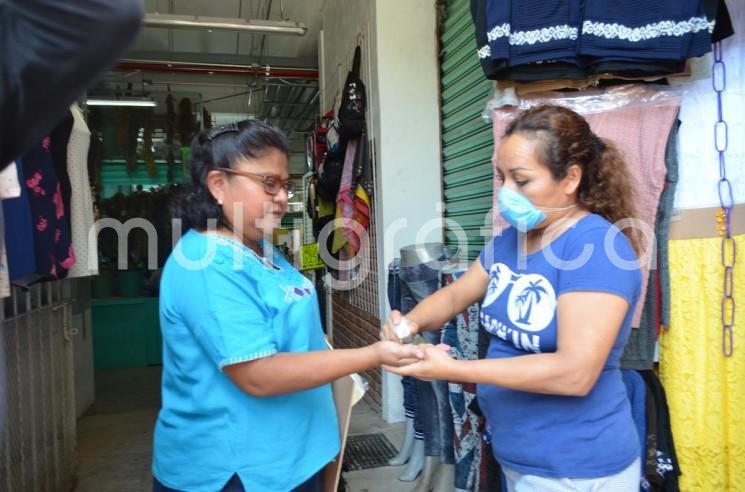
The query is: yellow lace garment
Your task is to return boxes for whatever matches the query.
[660,234,745,491]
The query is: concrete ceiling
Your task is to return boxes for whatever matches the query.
[97,0,324,160]
[132,0,323,67]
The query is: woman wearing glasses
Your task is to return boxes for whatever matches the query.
[153,120,422,492]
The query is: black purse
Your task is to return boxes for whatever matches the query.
[337,46,366,140]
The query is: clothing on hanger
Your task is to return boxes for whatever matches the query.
[2,158,37,282]
[0,162,21,199]
[66,104,98,278]
[21,139,76,280]
[471,0,732,81]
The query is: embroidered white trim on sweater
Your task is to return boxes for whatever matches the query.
[582,16,714,42]
[511,25,578,45]
[486,23,579,46]
[478,15,714,60]
[477,44,492,59]
[486,23,511,42]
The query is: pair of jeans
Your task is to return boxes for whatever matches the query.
[153,470,323,492]
[400,260,455,465]
[388,261,423,440]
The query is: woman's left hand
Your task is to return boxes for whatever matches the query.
[382,344,454,381]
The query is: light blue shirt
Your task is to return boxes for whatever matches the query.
[477,214,641,479]
[153,230,340,491]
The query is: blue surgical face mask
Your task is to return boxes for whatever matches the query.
[498,187,577,231]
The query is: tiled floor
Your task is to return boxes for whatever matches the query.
[73,367,161,492]
[73,367,420,492]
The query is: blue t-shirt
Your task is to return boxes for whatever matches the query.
[477,214,641,478]
[153,230,340,492]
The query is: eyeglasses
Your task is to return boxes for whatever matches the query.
[217,167,295,197]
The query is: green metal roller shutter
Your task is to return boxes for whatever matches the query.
[440,0,494,261]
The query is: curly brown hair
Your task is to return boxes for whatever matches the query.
[504,104,640,255]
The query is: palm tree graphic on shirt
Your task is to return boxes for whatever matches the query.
[513,279,548,326]
[483,263,557,333]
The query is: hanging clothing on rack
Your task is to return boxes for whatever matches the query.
[622,119,679,368]
[0,210,9,298]
[0,161,20,297]
[639,370,682,491]
[331,139,359,255]
[472,0,732,81]
[66,104,98,278]
[50,112,74,219]
[622,272,659,370]
[351,137,372,247]
[660,234,745,491]
[2,158,37,283]
[669,0,745,210]
[562,97,675,330]
[656,121,680,330]
[441,267,492,491]
[0,162,20,199]
[484,0,583,68]
[0,160,18,296]
[659,10,744,486]
[580,0,711,62]
[22,138,76,281]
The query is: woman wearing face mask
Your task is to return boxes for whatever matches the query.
[154,120,423,492]
[383,105,643,491]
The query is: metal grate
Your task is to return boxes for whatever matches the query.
[1,282,77,492]
[341,31,380,319]
[342,433,398,472]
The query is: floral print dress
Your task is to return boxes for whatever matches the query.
[21,137,75,279]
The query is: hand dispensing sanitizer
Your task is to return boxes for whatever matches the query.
[392,317,426,345]
[392,317,412,339]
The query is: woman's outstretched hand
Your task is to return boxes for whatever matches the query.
[372,341,425,367]
[382,344,454,381]
[379,310,420,343]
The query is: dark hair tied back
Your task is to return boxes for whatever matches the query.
[594,134,606,153]
[170,119,289,232]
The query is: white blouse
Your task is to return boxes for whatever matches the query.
[66,104,98,278]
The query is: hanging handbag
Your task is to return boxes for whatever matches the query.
[337,46,366,140]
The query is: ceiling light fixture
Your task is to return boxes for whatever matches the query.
[86,98,157,107]
[143,14,308,36]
